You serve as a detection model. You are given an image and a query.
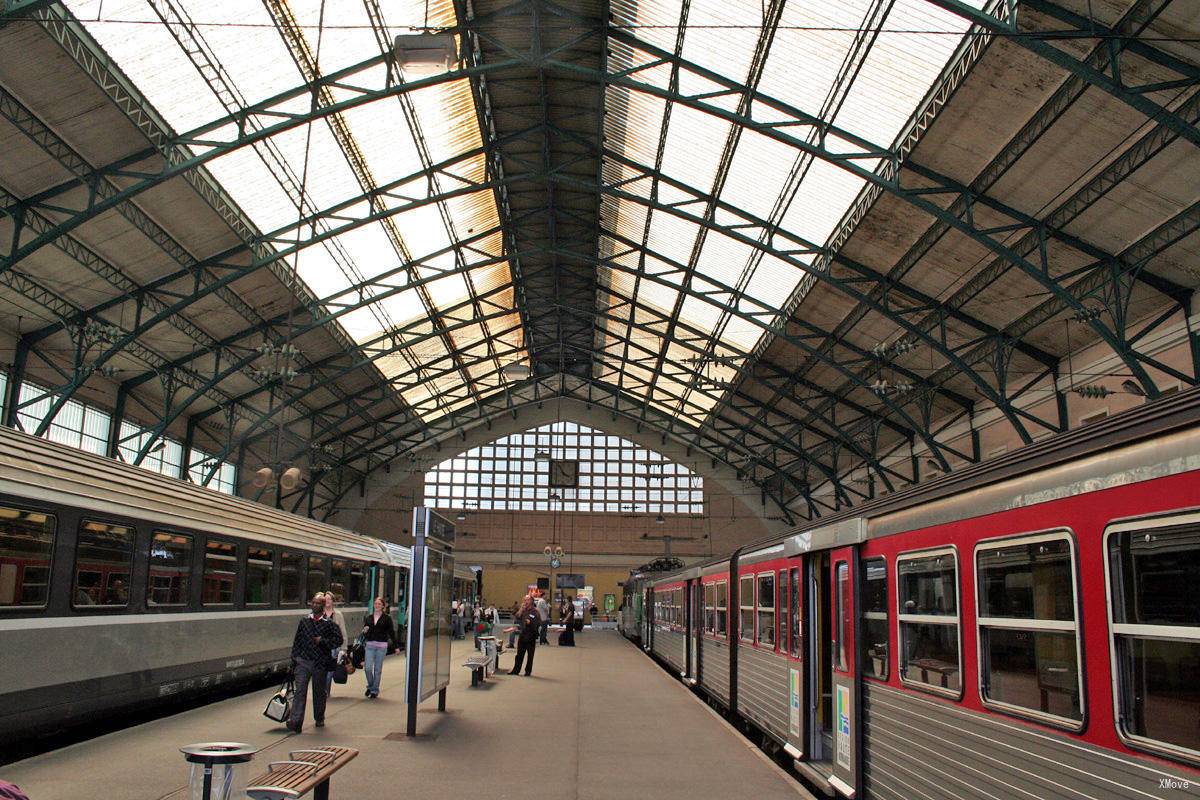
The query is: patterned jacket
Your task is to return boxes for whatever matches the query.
[291,613,344,665]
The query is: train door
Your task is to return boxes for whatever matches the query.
[806,551,834,772]
[784,562,805,757]
[643,587,652,651]
[829,546,858,798]
[687,579,701,684]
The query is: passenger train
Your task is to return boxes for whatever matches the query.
[622,390,1200,799]
[0,425,477,744]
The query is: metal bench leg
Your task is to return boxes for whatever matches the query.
[314,777,330,800]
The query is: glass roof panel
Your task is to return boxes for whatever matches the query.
[64,0,521,425]
[600,0,984,426]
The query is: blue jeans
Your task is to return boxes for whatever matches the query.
[364,646,386,695]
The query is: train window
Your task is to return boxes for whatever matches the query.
[148,531,193,607]
[789,567,801,659]
[307,556,327,599]
[739,575,754,642]
[202,540,237,605]
[280,550,303,605]
[757,573,775,647]
[704,582,715,634]
[1107,518,1200,760]
[0,506,56,608]
[715,580,727,637]
[897,549,961,696]
[976,534,1081,726]
[245,546,273,605]
[72,520,133,608]
[861,558,888,679]
[348,562,367,604]
[778,570,787,652]
[834,561,849,670]
[330,559,349,602]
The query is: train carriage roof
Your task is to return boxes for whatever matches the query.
[0,425,386,562]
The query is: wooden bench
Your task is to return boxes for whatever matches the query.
[245,746,358,800]
[463,651,495,687]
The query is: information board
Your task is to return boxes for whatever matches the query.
[404,508,455,727]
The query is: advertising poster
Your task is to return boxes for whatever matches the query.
[789,668,801,738]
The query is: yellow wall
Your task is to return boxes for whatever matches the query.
[478,565,629,622]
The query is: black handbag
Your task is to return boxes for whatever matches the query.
[350,633,367,669]
[333,656,349,684]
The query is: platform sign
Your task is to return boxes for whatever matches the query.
[404,508,455,736]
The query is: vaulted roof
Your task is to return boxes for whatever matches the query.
[0,0,1197,522]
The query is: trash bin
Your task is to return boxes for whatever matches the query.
[477,635,498,675]
[180,742,256,800]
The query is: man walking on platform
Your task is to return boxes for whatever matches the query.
[288,594,343,733]
[536,594,550,644]
[509,596,541,676]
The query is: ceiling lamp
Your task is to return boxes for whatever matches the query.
[501,362,531,380]
[456,511,467,521]
[535,450,551,461]
[393,33,458,74]
[655,515,665,525]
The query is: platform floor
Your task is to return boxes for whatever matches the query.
[2,631,810,799]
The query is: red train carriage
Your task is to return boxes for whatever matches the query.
[639,390,1200,800]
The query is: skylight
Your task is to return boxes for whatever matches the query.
[598,0,987,422]
[64,0,524,422]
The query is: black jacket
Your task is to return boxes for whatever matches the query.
[362,611,396,648]
[517,608,541,644]
[291,614,343,665]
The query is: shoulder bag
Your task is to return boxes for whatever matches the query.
[263,676,294,723]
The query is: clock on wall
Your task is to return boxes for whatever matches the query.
[548,459,579,488]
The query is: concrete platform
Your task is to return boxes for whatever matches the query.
[1,631,810,799]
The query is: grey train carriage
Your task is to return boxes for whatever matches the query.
[631,391,1200,800]
[0,425,473,743]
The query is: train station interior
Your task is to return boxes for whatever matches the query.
[0,0,1198,798]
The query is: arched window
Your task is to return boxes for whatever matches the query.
[423,421,703,514]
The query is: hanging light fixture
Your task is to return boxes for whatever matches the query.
[393,33,458,74]
[501,362,531,380]
[655,514,665,525]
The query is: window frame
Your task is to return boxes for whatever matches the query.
[739,574,755,643]
[715,579,728,638]
[973,529,1084,731]
[147,530,194,610]
[896,546,963,699]
[755,571,776,648]
[1103,510,1200,766]
[201,537,239,607]
[279,549,305,607]
[0,505,57,611]
[243,545,275,607]
[834,560,849,671]
[860,556,888,680]
[71,518,135,610]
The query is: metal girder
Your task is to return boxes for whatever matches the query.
[930,200,1200,390]
[551,31,1165,402]
[206,230,938,480]
[261,258,933,502]
[6,33,1135,415]
[925,0,1200,149]
[779,0,1192,453]
[15,143,514,433]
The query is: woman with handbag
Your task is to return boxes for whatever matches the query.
[361,596,396,698]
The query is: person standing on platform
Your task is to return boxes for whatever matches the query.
[289,594,343,733]
[361,596,395,698]
[509,596,541,676]
[536,594,550,644]
[322,592,348,696]
[559,600,576,646]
